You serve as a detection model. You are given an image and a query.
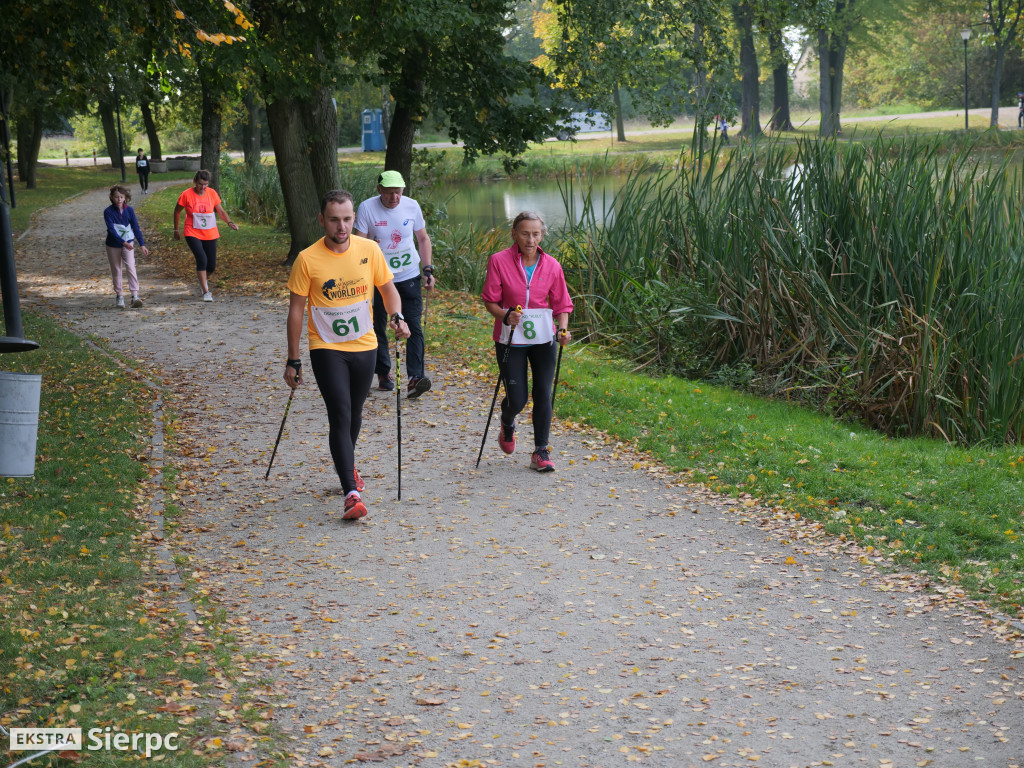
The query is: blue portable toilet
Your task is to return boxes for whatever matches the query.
[362,109,385,152]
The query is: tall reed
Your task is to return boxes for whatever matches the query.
[219,159,288,229]
[562,134,1024,444]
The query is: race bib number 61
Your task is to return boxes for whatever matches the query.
[311,301,372,344]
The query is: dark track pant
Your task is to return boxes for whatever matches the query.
[310,348,376,494]
[184,236,218,273]
[373,276,424,379]
[496,340,557,449]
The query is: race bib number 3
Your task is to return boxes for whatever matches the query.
[501,308,554,345]
[311,301,372,344]
[192,211,216,230]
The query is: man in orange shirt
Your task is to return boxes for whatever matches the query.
[285,190,410,520]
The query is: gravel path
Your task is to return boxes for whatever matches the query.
[15,186,1024,768]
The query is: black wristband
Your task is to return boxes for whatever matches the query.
[503,308,513,325]
[422,265,434,274]
[286,359,301,371]
[391,312,405,324]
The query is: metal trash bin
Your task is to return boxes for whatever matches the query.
[0,371,42,477]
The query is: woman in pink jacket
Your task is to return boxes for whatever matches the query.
[482,211,573,472]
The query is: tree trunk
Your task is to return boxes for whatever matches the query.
[690,20,711,168]
[735,1,761,138]
[381,86,392,142]
[15,107,42,189]
[817,30,832,136]
[98,101,121,167]
[991,43,1006,127]
[201,82,223,190]
[830,39,846,135]
[242,93,261,169]
[384,101,418,186]
[301,86,340,199]
[140,101,162,160]
[265,96,323,262]
[768,30,794,131]
[612,85,627,142]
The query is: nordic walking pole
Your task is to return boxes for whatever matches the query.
[551,329,567,409]
[422,282,428,370]
[395,330,402,500]
[475,306,521,469]
[265,388,295,480]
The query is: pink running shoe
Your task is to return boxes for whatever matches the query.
[343,493,367,520]
[498,421,516,454]
[530,448,555,472]
[353,468,365,492]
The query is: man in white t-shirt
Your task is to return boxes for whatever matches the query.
[354,170,436,398]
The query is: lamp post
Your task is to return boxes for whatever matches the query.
[961,28,972,131]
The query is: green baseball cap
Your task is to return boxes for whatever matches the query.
[378,170,406,188]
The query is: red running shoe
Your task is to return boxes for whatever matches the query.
[498,421,516,454]
[353,468,365,492]
[530,448,555,472]
[343,493,367,520]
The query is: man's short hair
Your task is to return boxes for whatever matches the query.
[321,189,354,212]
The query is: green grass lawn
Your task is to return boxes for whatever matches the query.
[342,114,1019,185]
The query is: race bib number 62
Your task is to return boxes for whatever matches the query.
[389,252,413,269]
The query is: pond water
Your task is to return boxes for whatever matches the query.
[440,175,629,230]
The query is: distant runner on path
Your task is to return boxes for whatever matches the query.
[172,169,238,302]
[285,189,410,520]
[353,170,435,398]
[482,211,572,472]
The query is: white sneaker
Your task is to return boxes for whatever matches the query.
[202,291,213,302]
[130,294,143,308]
[115,295,125,309]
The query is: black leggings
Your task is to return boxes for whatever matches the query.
[310,348,376,494]
[137,169,150,190]
[496,341,557,449]
[184,236,218,273]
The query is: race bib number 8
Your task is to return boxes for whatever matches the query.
[311,301,372,344]
[192,212,216,230]
[500,308,554,345]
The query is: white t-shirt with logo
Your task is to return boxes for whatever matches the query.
[354,195,427,283]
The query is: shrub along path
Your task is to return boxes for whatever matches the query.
[16,186,1024,767]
